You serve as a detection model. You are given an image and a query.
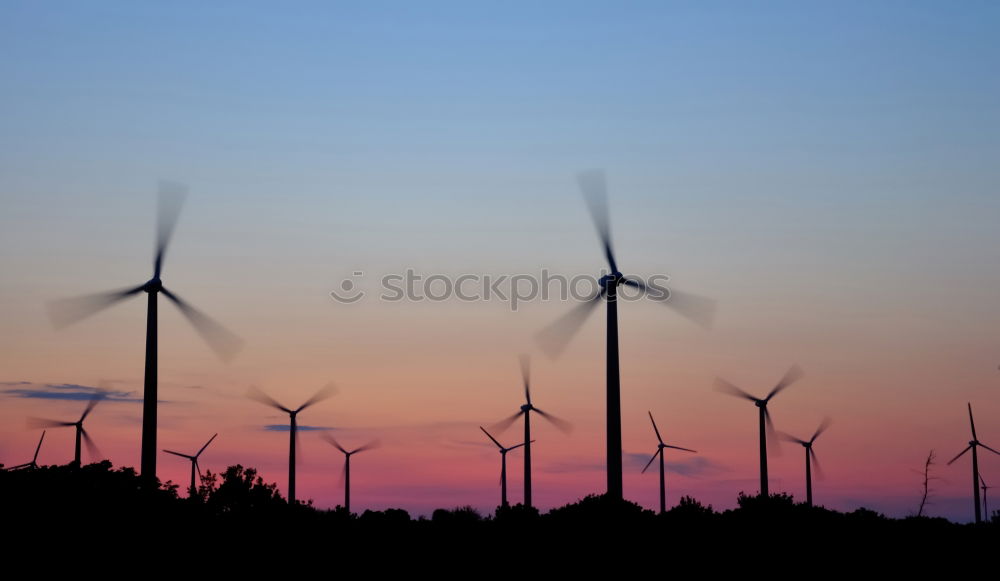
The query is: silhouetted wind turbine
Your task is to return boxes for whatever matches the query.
[642,412,696,514]
[947,403,1000,524]
[6,431,46,471]
[480,426,532,508]
[537,170,715,501]
[28,394,105,466]
[163,433,218,497]
[248,383,336,505]
[321,433,379,514]
[780,418,831,507]
[492,356,571,508]
[47,183,243,485]
[982,474,993,520]
[715,365,803,497]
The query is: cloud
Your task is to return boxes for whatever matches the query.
[2,382,142,403]
[262,424,335,432]
[625,452,728,478]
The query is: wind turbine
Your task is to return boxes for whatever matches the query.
[28,393,105,466]
[641,412,696,514]
[480,426,531,508]
[5,431,46,471]
[715,365,803,497]
[47,183,243,485]
[248,383,336,505]
[163,433,218,497]
[779,418,831,507]
[537,170,715,500]
[947,403,1000,524]
[492,356,571,508]
[982,474,993,521]
[321,433,379,514]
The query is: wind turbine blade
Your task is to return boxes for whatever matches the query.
[196,433,219,457]
[648,411,664,444]
[81,428,102,462]
[764,407,782,455]
[296,382,338,413]
[577,169,618,274]
[765,365,804,401]
[979,443,1000,457]
[161,287,243,362]
[520,354,531,406]
[948,445,972,465]
[968,403,978,441]
[47,285,145,328]
[811,417,832,443]
[810,447,825,480]
[490,411,525,434]
[352,440,381,455]
[27,418,75,429]
[536,287,606,358]
[480,426,503,449]
[714,378,758,402]
[663,444,697,453]
[154,180,187,278]
[196,460,202,480]
[320,432,348,454]
[163,450,193,459]
[778,432,808,446]
[622,278,716,329]
[641,450,659,474]
[506,442,527,451]
[532,408,573,434]
[246,386,292,413]
[32,431,45,463]
[79,392,106,422]
[8,463,32,470]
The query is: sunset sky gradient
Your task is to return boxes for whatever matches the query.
[2,1,999,521]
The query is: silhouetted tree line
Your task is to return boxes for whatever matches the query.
[3,461,998,559]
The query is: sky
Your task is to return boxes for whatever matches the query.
[2,1,999,521]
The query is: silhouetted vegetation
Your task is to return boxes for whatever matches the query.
[3,461,998,559]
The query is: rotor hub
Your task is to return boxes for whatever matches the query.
[144,278,163,293]
[520,404,531,412]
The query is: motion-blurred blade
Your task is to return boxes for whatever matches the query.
[968,403,978,440]
[765,365,804,401]
[520,354,531,406]
[163,449,193,459]
[196,433,218,457]
[490,411,525,434]
[154,181,187,278]
[321,432,348,454]
[32,431,46,463]
[27,418,76,429]
[79,392,106,422]
[339,460,348,487]
[648,411,664,444]
[714,378,759,402]
[778,432,808,446]
[297,382,338,413]
[577,169,618,274]
[161,287,243,362]
[246,386,291,413]
[641,450,659,474]
[47,285,146,328]
[622,279,716,329]
[480,426,503,449]
[81,429,102,462]
[811,417,832,443]
[663,444,697,453]
[536,287,606,358]
[352,440,381,455]
[810,448,824,480]
[764,407,782,454]
[533,408,573,434]
[948,445,972,465]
